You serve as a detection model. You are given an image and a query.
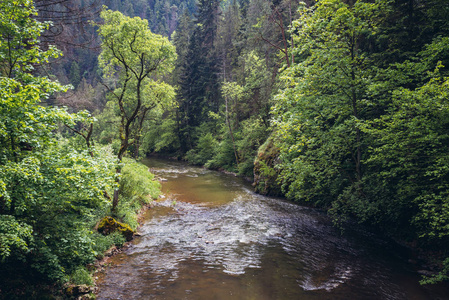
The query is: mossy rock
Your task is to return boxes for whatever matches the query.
[98,216,134,241]
[253,133,283,197]
[65,284,94,297]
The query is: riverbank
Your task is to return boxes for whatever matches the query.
[28,156,162,300]
[91,190,166,299]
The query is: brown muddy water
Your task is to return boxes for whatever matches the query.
[96,158,449,300]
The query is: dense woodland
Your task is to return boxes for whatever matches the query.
[1,0,449,297]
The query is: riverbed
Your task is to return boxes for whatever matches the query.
[96,158,449,300]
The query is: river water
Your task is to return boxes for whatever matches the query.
[96,158,449,300]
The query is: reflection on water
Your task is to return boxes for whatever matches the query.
[96,158,449,300]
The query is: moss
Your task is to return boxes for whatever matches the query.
[253,133,283,196]
[66,286,74,295]
[97,216,134,241]
[65,284,95,298]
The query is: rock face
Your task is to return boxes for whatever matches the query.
[97,216,134,241]
[253,134,283,197]
[65,284,95,299]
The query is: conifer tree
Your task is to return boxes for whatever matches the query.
[177,0,221,151]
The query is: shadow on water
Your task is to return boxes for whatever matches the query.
[96,158,449,300]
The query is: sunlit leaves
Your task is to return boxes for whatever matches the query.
[97,8,177,162]
[274,0,449,283]
[0,0,117,281]
[362,64,449,243]
[274,0,387,204]
[0,0,62,77]
[0,0,70,163]
[98,8,176,80]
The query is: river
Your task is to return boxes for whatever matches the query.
[96,158,449,300]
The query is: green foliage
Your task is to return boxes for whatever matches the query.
[98,8,176,80]
[184,50,272,175]
[107,0,197,37]
[92,232,126,255]
[69,61,81,89]
[185,132,218,166]
[205,134,239,172]
[152,0,283,177]
[117,158,160,229]
[360,57,449,238]
[420,257,449,285]
[0,142,157,282]
[235,117,269,177]
[10,143,117,280]
[0,215,33,262]
[271,0,449,282]
[142,117,180,154]
[98,7,176,213]
[253,134,282,196]
[120,158,160,202]
[0,0,62,78]
[177,0,221,150]
[98,8,177,161]
[94,100,121,147]
[274,0,387,206]
[0,0,132,284]
[70,267,94,286]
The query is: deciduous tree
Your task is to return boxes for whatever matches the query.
[98,8,176,210]
[0,0,116,282]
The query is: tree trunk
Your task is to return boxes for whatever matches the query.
[134,135,140,159]
[225,95,239,167]
[112,185,120,213]
[112,76,143,211]
[112,154,123,213]
[350,38,362,183]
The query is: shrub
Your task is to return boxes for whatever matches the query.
[70,267,93,286]
[117,158,161,229]
[185,132,218,165]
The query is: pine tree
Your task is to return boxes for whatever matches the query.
[177,0,221,151]
[69,61,81,89]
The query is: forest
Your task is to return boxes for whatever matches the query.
[1,0,449,297]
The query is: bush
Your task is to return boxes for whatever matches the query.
[142,118,180,154]
[205,135,238,172]
[236,117,269,178]
[70,267,93,286]
[92,231,126,259]
[185,132,218,165]
[0,145,161,287]
[117,158,161,229]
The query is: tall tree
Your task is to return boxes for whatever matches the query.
[177,0,221,151]
[98,8,176,211]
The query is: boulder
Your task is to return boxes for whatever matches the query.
[66,284,94,297]
[97,216,134,241]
